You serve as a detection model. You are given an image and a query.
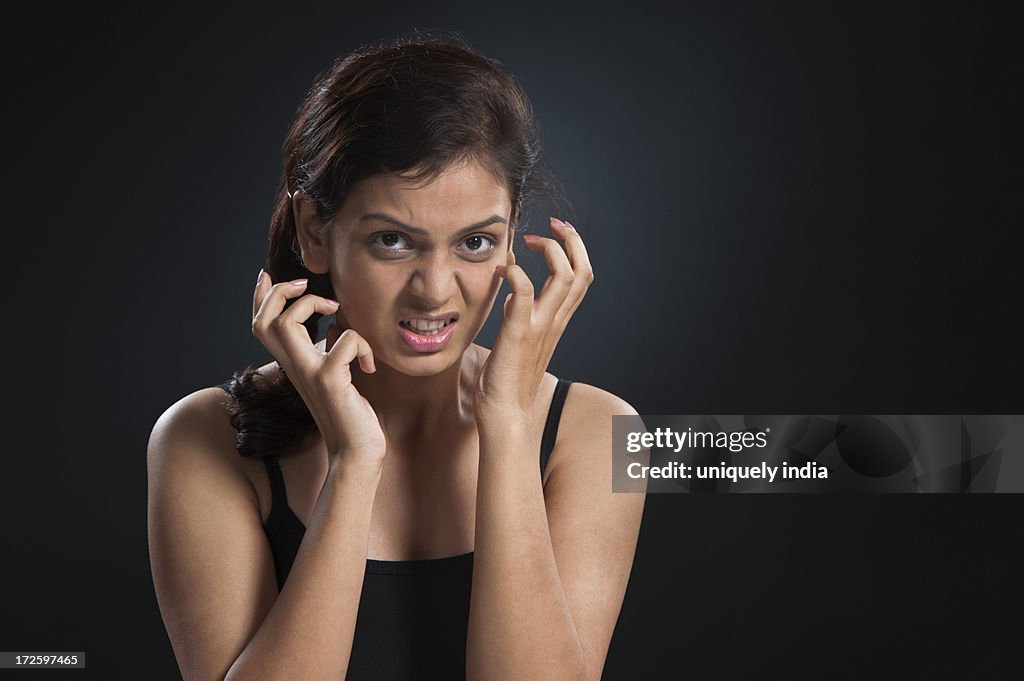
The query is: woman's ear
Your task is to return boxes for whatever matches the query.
[292,191,330,274]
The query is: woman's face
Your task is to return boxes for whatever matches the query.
[325,159,512,376]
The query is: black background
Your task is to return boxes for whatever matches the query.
[2,1,1021,679]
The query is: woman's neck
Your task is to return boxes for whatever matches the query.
[350,345,482,448]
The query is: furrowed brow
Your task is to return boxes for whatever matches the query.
[358,213,507,237]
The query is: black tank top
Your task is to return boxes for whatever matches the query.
[219,377,573,680]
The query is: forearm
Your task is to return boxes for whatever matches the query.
[225,458,382,681]
[467,426,585,681]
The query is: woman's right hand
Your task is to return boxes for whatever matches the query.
[251,270,387,468]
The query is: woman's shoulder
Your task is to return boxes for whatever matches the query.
[148,386,242,470]
[542,378,641,486]
[163,359,286,425]
[549,377,639,456]
[150,355,286,453]
[147,380,265,496]
[561,380,640,424]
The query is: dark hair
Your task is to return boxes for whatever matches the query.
[222,32,568,458]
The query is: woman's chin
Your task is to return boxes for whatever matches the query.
[369,347,463,378]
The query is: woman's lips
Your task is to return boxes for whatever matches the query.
[398,320,456,352]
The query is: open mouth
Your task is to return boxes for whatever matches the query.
[399,317,458,336]
[398,316,458,353]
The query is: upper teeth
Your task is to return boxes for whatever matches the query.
[404,318,450,332]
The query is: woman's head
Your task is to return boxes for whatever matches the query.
[266,34,564,374]
[226,34,566,456]
[297,158,510,376]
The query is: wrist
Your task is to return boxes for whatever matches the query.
[474,399,530,423]
[327,454,385,484]
[477,417,540,448]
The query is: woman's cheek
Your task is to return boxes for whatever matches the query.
[455,266,495,306]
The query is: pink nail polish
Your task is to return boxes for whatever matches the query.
[256,268,264,284]
[290,278,308,286]
[551,217,566,226]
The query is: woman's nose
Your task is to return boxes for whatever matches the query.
[408,257,459,305]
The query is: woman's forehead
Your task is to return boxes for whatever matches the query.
[339,161,511,233]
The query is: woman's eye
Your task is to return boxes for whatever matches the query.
[370,232,411,253]
[459,234,497,257]
[369,232,496,259]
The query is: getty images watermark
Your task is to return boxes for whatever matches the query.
[612,415,1024,493]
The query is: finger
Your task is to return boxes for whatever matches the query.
[324,328,376,375]
[550,218,595,283]
[495,256,534,330]
[277,294,340,327]
[252,277,310,328]
[251,276,312,364]
[523,224,574,323]
[549,218,596,325]
[252,269,272,319]
[275,294,341,360]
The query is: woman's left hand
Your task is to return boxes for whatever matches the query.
[474,216,595,426]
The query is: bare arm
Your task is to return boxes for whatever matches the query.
[467,385,647,681]
[147,388,384,681]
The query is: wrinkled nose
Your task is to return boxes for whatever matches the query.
[407,255,459,307]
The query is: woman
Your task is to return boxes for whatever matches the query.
[147,34,646,681]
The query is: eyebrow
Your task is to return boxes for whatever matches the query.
[357,212,507,237]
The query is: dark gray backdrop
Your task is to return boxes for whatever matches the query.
[3,1,1020,679]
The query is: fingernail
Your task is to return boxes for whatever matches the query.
[326,299,340,307]
[290,278,308,286]
[551,216,566,226]
[523,234,539,240]
[256,268,264,285]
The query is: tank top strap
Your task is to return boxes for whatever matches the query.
[262,455,290,509]
[540,378,573,477]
